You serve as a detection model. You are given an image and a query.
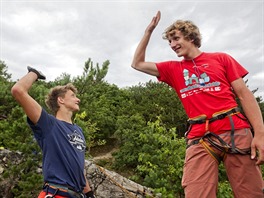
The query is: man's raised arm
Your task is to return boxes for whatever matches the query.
[11,66,46,124]
[131,11,161,77]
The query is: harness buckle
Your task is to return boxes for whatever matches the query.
[214,113,227,120]
[44,195,54,198]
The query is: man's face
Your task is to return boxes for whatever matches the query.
[59,90,80,112]
[168,30,194,58]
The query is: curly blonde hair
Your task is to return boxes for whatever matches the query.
[45,83,78,114]
[162,20,202,48]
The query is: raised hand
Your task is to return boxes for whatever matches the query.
[145,11,161,34]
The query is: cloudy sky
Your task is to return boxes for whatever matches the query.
[1,0,263,98]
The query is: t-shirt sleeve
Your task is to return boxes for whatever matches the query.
[156,61,175,87]
[27,108,54,140]
[221,53,249,82]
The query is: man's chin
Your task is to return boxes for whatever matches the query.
[176,53,183,57]
[73,108,79,112]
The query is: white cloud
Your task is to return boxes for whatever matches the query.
[252,72,264,80]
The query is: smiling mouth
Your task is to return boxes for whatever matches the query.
[173,47,181,52]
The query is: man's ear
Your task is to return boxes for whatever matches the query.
[58,97,64,104]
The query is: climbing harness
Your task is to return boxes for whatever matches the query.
[186,107,251,164]
[43,182,85,198]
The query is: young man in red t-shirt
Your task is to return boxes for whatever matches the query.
[131,11,264,197]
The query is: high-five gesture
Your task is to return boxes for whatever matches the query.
[145,11,161,34]
[131,11,161,77]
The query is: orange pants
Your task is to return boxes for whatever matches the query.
[182,128,263,198]
[38,191,68,198]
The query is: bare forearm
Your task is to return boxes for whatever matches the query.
[239,90,264,135]
[83,171,91,193]
[20,73,38,89]
[131,32,152,68]
[132,11,160,71]
[11,72,38,101]
[238,88,264,164]
[83,181,91,193]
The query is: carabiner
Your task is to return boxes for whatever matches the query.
[44,195,54,198]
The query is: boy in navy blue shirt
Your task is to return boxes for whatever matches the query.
[11,66,95,198]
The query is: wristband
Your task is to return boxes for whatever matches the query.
[85,190,95,198]
[27,66,46,80]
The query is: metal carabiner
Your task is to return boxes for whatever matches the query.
[44,195,54,198]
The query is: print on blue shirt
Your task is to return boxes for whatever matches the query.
[68,130,86,152]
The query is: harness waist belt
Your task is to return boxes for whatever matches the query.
[188,107,240,125]
[43,182,84,198]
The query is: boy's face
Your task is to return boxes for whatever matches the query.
[59,90,80,112]
[168,30,195,59]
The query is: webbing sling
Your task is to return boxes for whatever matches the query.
[199,138,225,164]
[186,107,251,163]
[205,131,251,155]
[228,115,236,152]
[186,133,226,164]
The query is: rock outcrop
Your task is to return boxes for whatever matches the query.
[85,160,158,198]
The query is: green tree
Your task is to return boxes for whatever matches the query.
[127,81,187,137]
[73,58,125,141]
[0,61,15,121]
[114,116,185,197]
[0,95,43,197]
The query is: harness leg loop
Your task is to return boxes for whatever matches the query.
[199,138,222,164]
[228,115,236,153]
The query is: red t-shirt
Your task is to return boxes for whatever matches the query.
[156,52,250,138]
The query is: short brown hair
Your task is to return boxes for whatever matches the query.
[45,83,78,114]
[162,20,202,48]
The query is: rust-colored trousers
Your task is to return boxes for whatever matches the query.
[182,128,263,198]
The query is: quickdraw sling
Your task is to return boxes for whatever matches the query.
[186,107,251,164]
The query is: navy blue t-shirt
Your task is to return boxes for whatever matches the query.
[27,108,86,192]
